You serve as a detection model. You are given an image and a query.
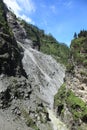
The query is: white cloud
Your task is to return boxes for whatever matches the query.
[3,0,35,24]
[16,0,36,13]
[21,14,35,24]
[4,0,21,16]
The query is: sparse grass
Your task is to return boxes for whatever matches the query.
[36,105,49,123]
[54,83,66,107]
[21,108,39,130]
[66,90,87,121]
[66,63,74,73]
[54,84,87,122]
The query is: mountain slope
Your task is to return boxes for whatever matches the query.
[0,1,68,130]
[17,19,70,66]
[0,0,26,77]
[54,31,87,130]
[6,10,69,66]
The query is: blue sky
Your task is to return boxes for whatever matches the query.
[4,0,87,46]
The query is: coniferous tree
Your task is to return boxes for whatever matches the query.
[74,32,77,39]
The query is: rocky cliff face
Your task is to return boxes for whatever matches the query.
[7,11,34,48]
[0,0,26,77]
[0,1,67,130]
[66,66,87,104]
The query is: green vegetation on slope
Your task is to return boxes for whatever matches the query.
[0,0,13,36]
[20,20,69,65]
[66,30,87,73]
[67,90,87,121]
[70,30,87,67]
[0,0,27,77]
[21,108,40,130]
[54,84,87,129]
[0,0,7,32]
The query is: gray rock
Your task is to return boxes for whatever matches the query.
[0,2,67,130]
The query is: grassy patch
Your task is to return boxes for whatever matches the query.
[54,84,87,122]
[54,83,66,107]
[66,90,87,121]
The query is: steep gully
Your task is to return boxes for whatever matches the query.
[6,11,68,129]
[18,41,68,130]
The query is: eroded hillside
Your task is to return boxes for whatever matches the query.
[0,0,68,130]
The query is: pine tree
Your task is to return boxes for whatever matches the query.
[74,32,77,39]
